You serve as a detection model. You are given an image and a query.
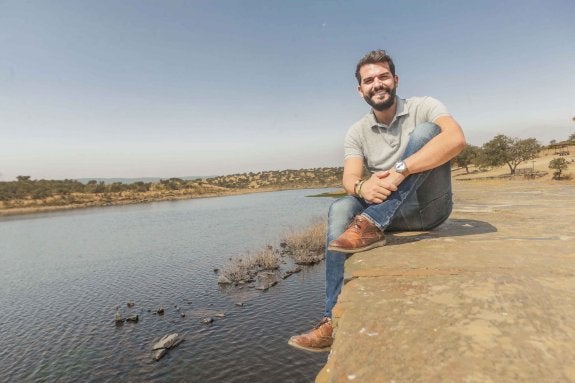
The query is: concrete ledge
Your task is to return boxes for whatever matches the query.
[317,180,575,383]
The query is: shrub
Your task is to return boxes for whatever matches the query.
[253,246,280,270]
[549,157,569,180]
[219,246,280,283]
[281,219,327,265]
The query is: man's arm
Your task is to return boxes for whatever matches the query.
[402,115,466,176]
[358,115,465,204]
[342,157,364,195]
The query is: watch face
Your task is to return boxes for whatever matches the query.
[395,161,406,173]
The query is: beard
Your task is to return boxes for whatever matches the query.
[363,86,397,111]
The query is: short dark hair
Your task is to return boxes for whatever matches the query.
[355,50,396,84]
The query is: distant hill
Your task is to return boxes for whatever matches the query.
[75,176,208,185]
[0,167,345,215]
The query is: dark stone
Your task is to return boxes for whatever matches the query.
[255,271,279,291]
[282,266,303,279]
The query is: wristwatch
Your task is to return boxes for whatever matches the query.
[394,161,408,175]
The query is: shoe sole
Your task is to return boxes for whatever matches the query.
[287,339,331,353]
[327,239,386,254]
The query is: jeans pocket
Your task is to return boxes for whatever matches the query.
[419,192,453,230]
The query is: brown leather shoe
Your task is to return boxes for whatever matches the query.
[288,317,333,352]
[327,214,385,254]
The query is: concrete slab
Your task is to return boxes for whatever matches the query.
[317,180,575,383]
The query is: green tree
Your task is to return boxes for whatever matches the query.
[454,144,480,173]
[549,158,569,180]
[569,132,575,141]
[480,135,541,175]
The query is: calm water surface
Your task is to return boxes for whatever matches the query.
[0,188,336,382]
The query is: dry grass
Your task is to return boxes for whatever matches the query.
[219,246,280,283]
[218,218,327,284]
[281,218,327,265]
[253,246,280,270]
[220,259,252,283]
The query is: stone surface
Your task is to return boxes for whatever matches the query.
[317,180,575,383]
[255,271,279,290]
[217,274,232,284]
[152,333,183,351]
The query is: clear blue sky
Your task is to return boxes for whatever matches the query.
[1,0,574,180]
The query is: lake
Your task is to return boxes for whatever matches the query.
[0,188,336,382]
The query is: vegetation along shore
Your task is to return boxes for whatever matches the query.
[0,167,343,216]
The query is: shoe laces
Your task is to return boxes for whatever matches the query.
[314,317,331,329]
[347,216,366,233]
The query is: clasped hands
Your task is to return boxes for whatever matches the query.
[359,170,405,204]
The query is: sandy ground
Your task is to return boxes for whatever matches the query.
[452,147,575,183]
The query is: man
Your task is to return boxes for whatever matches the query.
[288,50,466,352]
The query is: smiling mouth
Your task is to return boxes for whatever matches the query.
[372,89,388,98]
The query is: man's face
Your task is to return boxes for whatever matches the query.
[357,63,398,111]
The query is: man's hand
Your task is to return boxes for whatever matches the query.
[360,170,405,204]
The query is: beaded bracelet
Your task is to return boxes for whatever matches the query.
[357,180,366,199]
[353,179,363,196]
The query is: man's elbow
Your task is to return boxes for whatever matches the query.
[448,125,466,156]
[453,134,466,155]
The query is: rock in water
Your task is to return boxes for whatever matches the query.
[217,275,232,284]
[114,309,124,325]
[282,266,303,279]
[255,271,279,290]
[153,348,167,361]
[152,333,184,351]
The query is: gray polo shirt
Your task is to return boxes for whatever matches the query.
[344,96,450,172]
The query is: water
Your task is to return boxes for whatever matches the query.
[0,189,336,382]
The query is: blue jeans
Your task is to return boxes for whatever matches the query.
[324,122,453,318]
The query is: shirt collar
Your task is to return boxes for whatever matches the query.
[368,96,407,128]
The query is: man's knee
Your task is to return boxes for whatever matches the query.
[329,196,361,217]
[328,197,363,233]
[410,122,441,144]
[401,122,441,157]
